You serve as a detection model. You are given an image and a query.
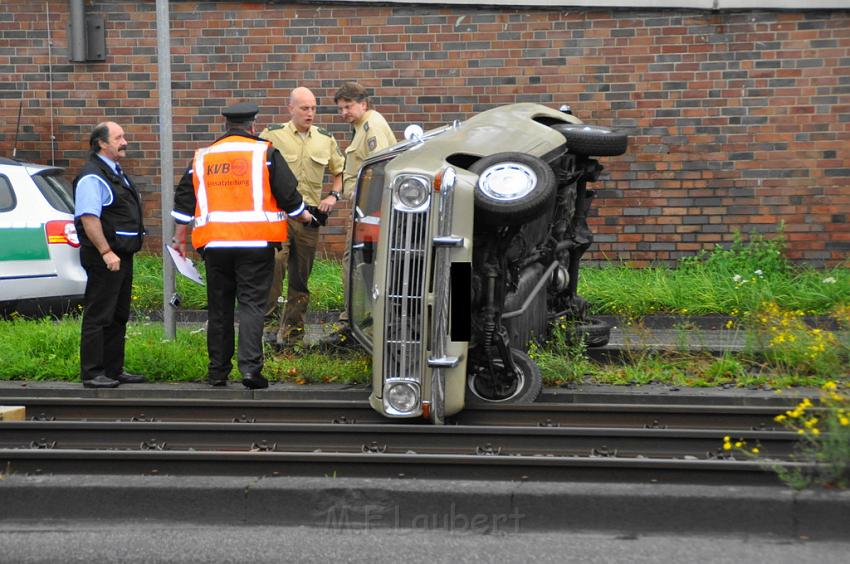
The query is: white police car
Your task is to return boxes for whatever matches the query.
[0,157,86,316]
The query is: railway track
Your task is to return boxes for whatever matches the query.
[2,396,798,430]
[0,420,798,458]
[0,395,811,485]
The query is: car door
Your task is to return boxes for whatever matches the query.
[0,167,57,296]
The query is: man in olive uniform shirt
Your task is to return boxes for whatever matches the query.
[322,82,397,346]
[260,87,345,348]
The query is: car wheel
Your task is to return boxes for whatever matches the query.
[467,348,543,404]
[551,123,628,157]
[566,316,612,348]
[470,152,556,227]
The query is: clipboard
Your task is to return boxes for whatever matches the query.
[165,244,204,285]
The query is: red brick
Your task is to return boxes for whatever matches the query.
[1,2,847,265]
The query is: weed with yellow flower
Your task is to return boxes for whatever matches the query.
[724,381,850,489]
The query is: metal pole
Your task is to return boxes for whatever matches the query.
[68,0,86,62]
[156,0,176,340]
[47,2,56,165]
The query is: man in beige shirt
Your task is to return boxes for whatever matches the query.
[320,81,397,347]
[260,87,345,348]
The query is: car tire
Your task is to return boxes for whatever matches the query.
[567,316,612,348]
[551,123,628,157]
[470,152,557,227]
[466,348,543,404]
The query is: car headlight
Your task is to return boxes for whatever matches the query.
[393,175,430,212]
[477,162,537,202]
[386,382,419,413]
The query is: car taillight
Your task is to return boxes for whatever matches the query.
[46,220,81,248]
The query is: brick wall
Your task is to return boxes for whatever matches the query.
[1,1,848,265]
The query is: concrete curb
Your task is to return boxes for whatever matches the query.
[1,475,847,539]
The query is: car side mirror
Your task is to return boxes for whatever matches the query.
[404,124,424,141]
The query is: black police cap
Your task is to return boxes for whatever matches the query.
[222,102,259,120]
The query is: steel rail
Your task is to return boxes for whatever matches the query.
[2,397,802,430]
[0,421,798,459]
[0,448,799,485]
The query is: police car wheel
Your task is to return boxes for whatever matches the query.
[470,152,557,228]
[551,123,629,157]
[466,348,543,404]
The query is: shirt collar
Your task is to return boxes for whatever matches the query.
[353,109,372,130]
[96,153,119,174]
[286,121,311,136]
[217,129,263,143]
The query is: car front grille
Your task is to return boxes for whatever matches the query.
[383,207,430,383]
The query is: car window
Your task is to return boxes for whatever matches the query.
[0,175,15,212]
[31,171,75,214]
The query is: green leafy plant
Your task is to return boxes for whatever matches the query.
[530,320,596,385]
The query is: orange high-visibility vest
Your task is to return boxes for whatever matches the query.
[191,135,288,249]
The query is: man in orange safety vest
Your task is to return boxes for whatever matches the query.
[171,102,315,389]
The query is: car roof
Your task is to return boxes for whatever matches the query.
[0,157,64,175]
[382,103,576,175]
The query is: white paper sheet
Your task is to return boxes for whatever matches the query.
[165,244,204,285]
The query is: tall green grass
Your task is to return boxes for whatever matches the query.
[133,231,848,316]
[2,229,847,386]
[579,232,849,316]
[0,317,369,383]
[132,253,344,313]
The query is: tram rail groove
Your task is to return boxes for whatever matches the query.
[0,396,808,430]
[0,448,806,485]
[0,420,800,459]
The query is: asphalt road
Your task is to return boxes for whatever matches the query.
[0,523,846,564]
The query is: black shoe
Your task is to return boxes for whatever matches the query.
[208,377,228,387]
[242,372,269,390]
[82,375,120,389]
[113,372,147,384]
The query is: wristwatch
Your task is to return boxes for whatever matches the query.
[329,191,341,201]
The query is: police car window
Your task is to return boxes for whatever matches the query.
[0,176,15,212]
[32,171,74,214]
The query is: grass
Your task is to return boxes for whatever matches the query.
[579,231,850,317]
[0,316,370,384]
[133,231,849,318]
[131,253,345,313]
[1,228,847,388]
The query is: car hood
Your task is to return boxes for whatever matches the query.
[382,103,582,175]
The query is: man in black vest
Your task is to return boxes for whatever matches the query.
[73,121,147,388]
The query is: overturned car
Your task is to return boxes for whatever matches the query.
[347,103,628,423]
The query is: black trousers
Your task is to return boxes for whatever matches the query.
[79,246,134,381]
[204,246,275,379]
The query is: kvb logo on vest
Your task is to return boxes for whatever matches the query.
[205,156,251,190]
